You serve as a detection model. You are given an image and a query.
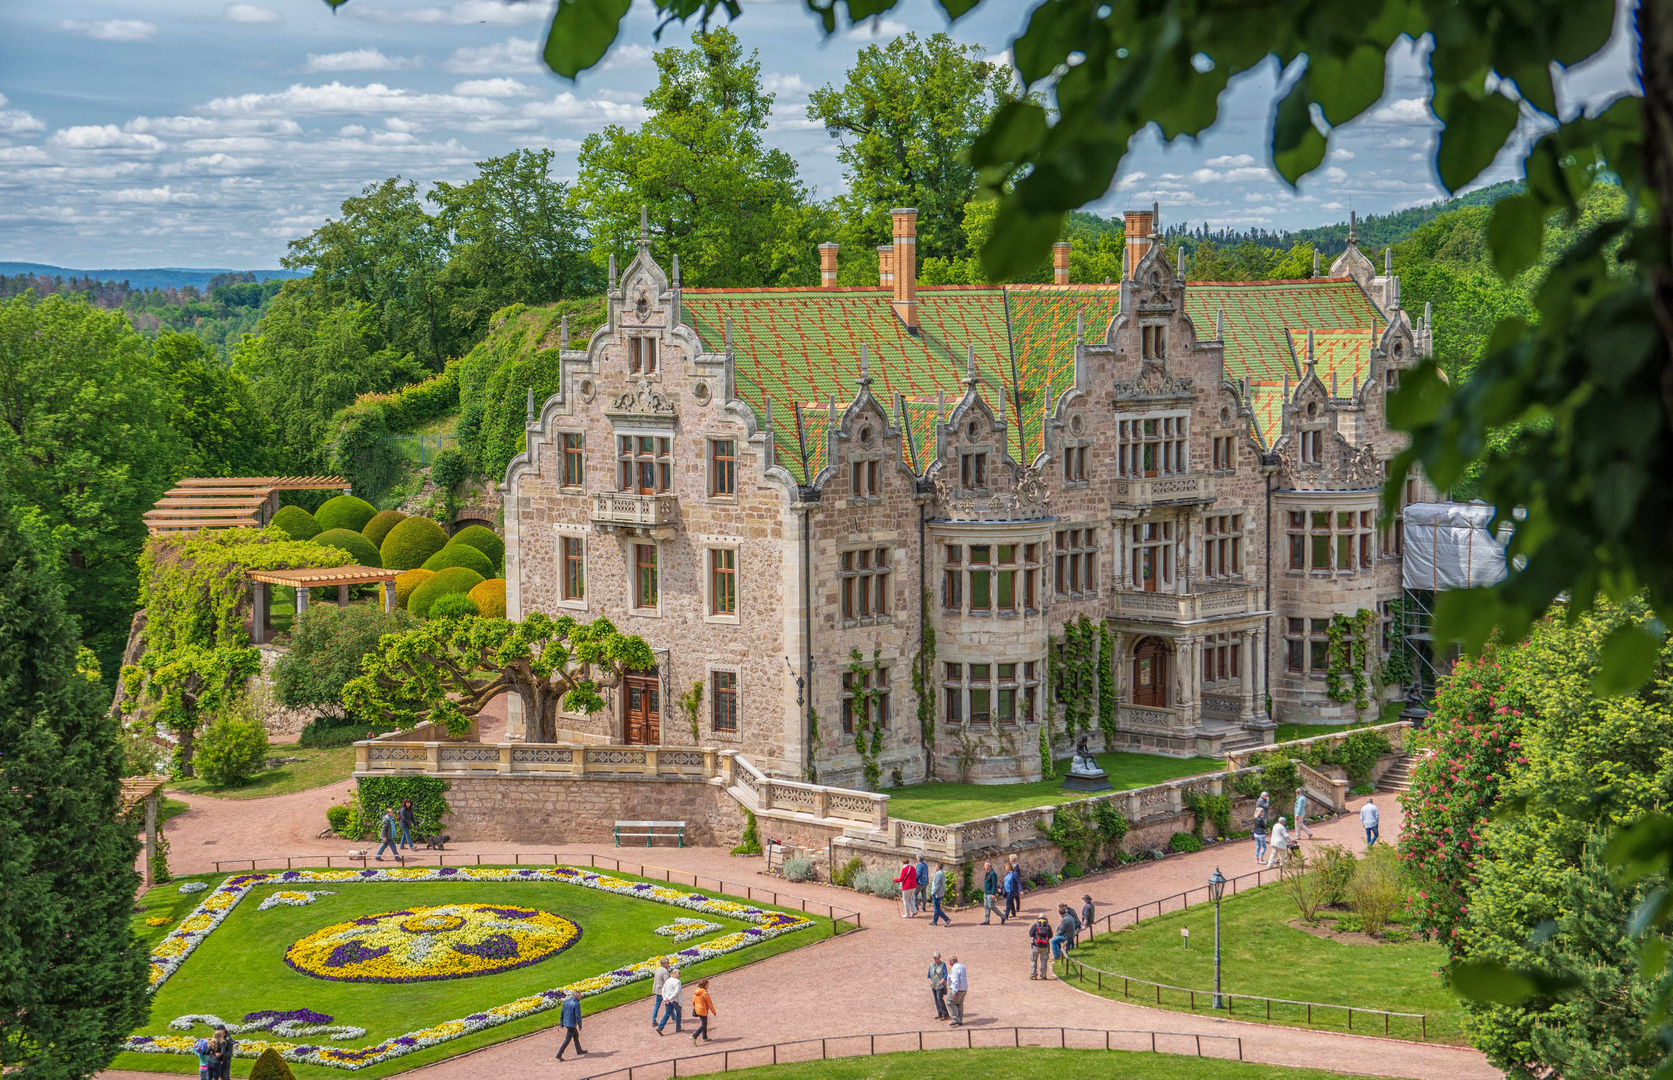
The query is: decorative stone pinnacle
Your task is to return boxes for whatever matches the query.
[1216,306,1224,340]
[724,316,733,350]
[858,343,871,386]
[638,205,649,250]
[1306,329,1316,368]
[1076,311,1084,344]
[963,344,978,387]
[671,254,681,288]
[608,252,617,289]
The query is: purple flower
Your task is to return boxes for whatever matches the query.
[324,940,391,967]
[395,1037,418,1047]
[132,1036,155,1044]
[479,906,535,919]
[466,1013,488,1021]
[452,933,520,960]
[359,869,378,878]
[439,867,458,875]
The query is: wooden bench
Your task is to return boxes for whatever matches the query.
[614,820,686,848]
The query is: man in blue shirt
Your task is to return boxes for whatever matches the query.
[555,990,585,1060]
[914,856,930,915]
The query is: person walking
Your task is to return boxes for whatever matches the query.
[1255,790,1271,822]
[690,979,716,1044]
[211,1026,234,1080]
[656,967,684,1034]
[946,956,968,1026]
[1029,915,1052,980]
[915,856,931,916]
[1266,816,1292,868]
[374,808,399,861]
[398,799,415,849]
[894,859,919,918]
[1293,790,1314,838]
[930,862,951,925]
[1251,809,1269,863]
[1361,797,1381,846]
[1003,862,1022,920]
[927,951,949,1020]
[1079,895,1095,944]
[981,861,1001,925]
[650,958,671,1028]
[554,990,585,1060]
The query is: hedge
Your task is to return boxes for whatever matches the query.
[446,524,504,570]
[428,593,480,619]
[393,568,434,609]
[362,509,407,548]
[336,364,460,436]
[269,505,320,541]
[357,774,449,836]
[311,528,381,568]
[379,516,448,570]
[407,566,484,618]
[422,542,493,578]
[315,494,377,534]
[468,578,506,619]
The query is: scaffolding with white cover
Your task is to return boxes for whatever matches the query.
[1399,501,1510,696]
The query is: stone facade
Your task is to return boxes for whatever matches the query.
[503,206,1436,787]
[438,775,748,847]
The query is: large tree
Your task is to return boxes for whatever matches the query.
[575,28,813,288]
[153,332,274,478]
[0,293,182,680]
[808,31,1015,264]
[0,504,151,1079]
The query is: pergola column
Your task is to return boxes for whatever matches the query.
[143,790,158,888]
[383,580,397,613]
[252,581,269,645]
[338,584,350,606]
[295,587,309,616]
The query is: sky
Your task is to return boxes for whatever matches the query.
[0,0,1644,270]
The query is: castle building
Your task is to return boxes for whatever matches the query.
[502,206,1435,787]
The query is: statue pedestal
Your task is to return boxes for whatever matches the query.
[1062,769,1113,793]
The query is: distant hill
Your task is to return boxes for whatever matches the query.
[0,262,304,291]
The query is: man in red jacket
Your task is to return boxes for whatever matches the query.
[894,858,918,918]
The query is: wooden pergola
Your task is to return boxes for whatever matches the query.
[145,476,352,536]
[247,565,401,644]
[120,777,169,887]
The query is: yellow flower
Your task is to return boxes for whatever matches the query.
[145,916,171,927]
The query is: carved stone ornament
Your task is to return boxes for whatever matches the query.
[1114,358,1195,401]
[1343,442,1385,486]
[933,461,1051,521]
[608,378,678,418]
[633,282,653,320]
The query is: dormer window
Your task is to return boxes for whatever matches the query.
[960,451,988,488]
[851,458,880,496]
[628,336,658,375]
[1141,324,1167,360]
[1300,429,1322,464]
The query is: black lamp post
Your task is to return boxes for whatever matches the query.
[1208,867,1227,1009]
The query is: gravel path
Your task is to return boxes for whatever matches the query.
[122,742,1495,1080]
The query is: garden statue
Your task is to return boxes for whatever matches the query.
[1063,736,1113,793]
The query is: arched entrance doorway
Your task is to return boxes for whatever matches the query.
[623,667,661,744]
[1132,637,1170,707]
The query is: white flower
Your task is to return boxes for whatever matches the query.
[258,890,336,912]
[178,882,208,894]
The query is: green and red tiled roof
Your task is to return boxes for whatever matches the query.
[1181,278,1386,385]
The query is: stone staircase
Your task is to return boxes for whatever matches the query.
[1377,753,1424,794]
[1219,729,1267,754]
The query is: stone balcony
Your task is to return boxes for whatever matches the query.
[590,492,680,538]
[1107,581,1264,624]
[1109,472,1215,510]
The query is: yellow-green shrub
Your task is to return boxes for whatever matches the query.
[362,509,406,548]
[446,524,504,570]
[422,543,493,578]
[312,528,381,568]
[394,568,434,609]
[269,505,320,541]
[408,567,484,618]
[468,578,506,618]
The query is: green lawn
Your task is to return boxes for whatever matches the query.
[719,1048,1382,1080]
[116,868,836,1080]
[1061,883,1461,1043]
[884,752,1224,826]
[1271,702,1405,747]
[169,745,356,800]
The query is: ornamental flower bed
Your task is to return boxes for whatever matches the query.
[129,866,814,1070]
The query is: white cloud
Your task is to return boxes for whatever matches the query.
[353,0,546,25]
[337,124,367,136]
[58,19,157,41]
[384,117,422,133]
[0,94,45,138]
[0,146,49,164]
[224,4,282,24]
[846,18,909,39]
[1321,201,1345,210]
[522,91,647,124]
[1204,153,1257,168]
[443,37,540,73]
[112,186,196,204]
[762,73,813,96]
[1365,97,1435,126]
[48,125,165,153]
[204,82,507,119]
[304,49,424,73]
[1324,166,1348,183]
[1328,147,1355,161]
[452,78,535,97]
[125,116,302,138]
[601,43,653,70]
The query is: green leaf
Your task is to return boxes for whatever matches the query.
[937,0,981,19]
[1451,959,1538,1004]
[980,204,1063,283]
[1434,87,1520,192]
[1308,45,1387,128]
[542,0,633,79]
[1387,359,1451,430]
[1271,74,1327,186]
[969,101,1049,169]
[1487,194,1545,280]
[1591,622,1662,696]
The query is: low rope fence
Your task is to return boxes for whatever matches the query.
[204,851,861,931]
[575,1025,1243,1079]
[1083,862,1297,940]
[1061,957,1428,1040]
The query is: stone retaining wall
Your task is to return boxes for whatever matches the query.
[431,774,749,847]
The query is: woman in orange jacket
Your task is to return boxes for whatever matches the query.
[691,979,716,1044]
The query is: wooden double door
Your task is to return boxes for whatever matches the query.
[624,671,661,744]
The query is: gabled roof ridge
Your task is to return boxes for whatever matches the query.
[1187,276,1358,287]
[682,286,887,294]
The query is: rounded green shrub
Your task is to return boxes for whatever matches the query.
[325,803,354,834]
[315,494,377,533]
[446,524,504,570]
[427,593,480,620]
[407,566,484,618]
[1169,831,1205,854]
[250,1046,297,1080]
[468,578,506,619]
[422,542,493,578]
[379,516,449,570]
[394,568,434,609]
[362,509,407,548]
[311,528,382,568]
[269,505,320,541]
[195,709,269,788]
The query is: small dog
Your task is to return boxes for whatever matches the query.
[423,834,451,850]
[347,849,368,858]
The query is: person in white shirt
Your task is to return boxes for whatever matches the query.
[1265,817,1292,868]
[1361,798,1381,846]
[655,968,683,1035]
[945,957,969,1026]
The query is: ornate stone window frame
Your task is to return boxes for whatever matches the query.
[699,537,741,627]
[553,525,589,612]
[707,664,741,739]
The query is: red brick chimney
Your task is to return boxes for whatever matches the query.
[891,207,918,329]
[1052,241,1072,285]
[818,242,839,288]
[1124,206,1156,278]
[877,244,893,289]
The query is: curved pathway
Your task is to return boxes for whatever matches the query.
[123,756,1493,1080]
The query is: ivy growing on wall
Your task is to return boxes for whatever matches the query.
[1097,624,1116,744]
[1039,714,1055,779]
[1182,790,1233,838]
[1051,615,1099,739]
[804,704,821,784]
[357,775,450,835]
[848,648,886,790]
[1325,609,1376,713]
[912,589,937,763]
[676,678,704,743]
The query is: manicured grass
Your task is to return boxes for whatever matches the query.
[883,752,1224,826]
[1060,883,1461,1043]
[134,874,226,948]
[718,1047,1379,1080]
[114,867,836,1080]
[1272,722,1357,745]
[169,745,355,800]
[159,797,192,823]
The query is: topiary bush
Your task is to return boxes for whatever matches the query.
[422,542,494,578]
[269,505,320,541]
[325,803,354,835]
[195,703,270,787]
[426,593,480,620]
[1168,831,1204,854]
[379,516,449,570]
[311,528,382,568]
[469,578,506,619]
[315,495,377,534]
[407,566,484,618]
[274,604,415,710]
[446,524,504,570]
[394,568,434,610]
[361,510,407,548]
[249,1047,296,1080]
